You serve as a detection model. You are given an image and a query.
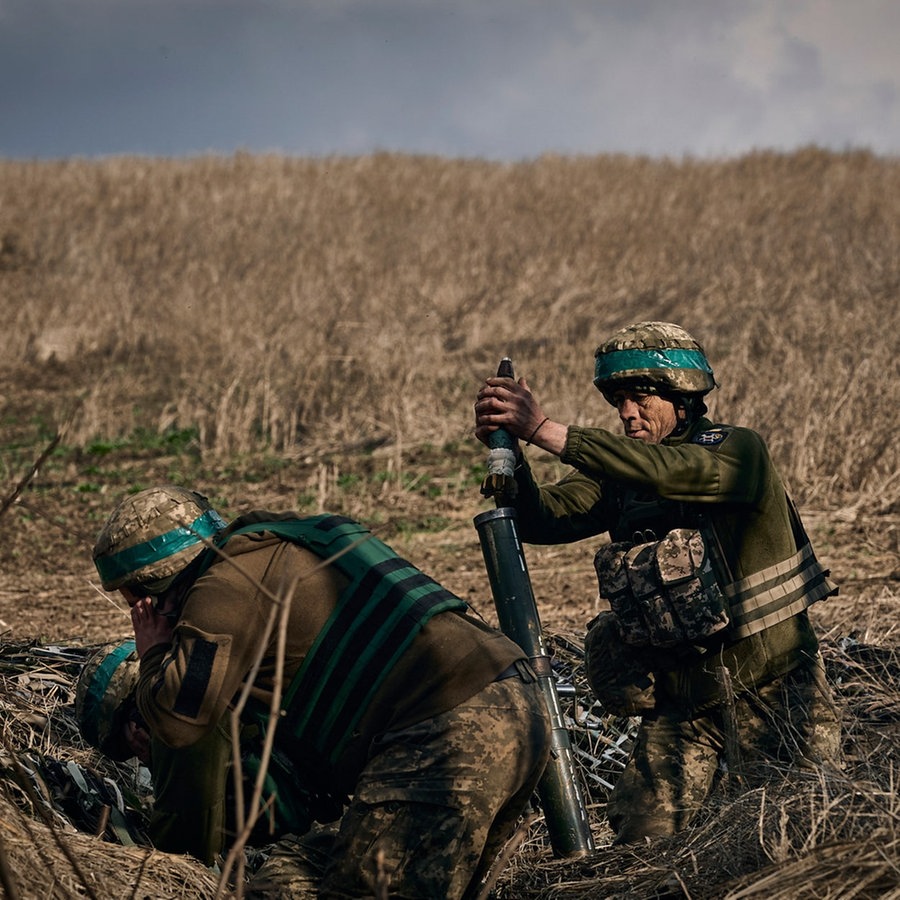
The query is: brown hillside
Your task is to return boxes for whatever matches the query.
[0,148,898,897]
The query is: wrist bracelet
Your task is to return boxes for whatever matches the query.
[526,417,549,446]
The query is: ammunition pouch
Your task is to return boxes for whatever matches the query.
[594,528,730,648]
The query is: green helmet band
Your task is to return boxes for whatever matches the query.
[593,347,713,389]
[79,640,136,748]
[95,509,227,589]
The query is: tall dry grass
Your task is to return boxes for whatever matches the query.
[1,148,897,509]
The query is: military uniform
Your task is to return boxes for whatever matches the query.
[511,416,841,840]
[128,510,550,897]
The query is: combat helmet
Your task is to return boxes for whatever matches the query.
[75,640,141,761]
[93,485,228,593]
[593,321,716,404]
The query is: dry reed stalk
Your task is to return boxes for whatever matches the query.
[216,575,294,898]
[180,524,388,894]
[0,433,61,521]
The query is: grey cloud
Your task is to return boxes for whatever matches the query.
[0,0,897,160]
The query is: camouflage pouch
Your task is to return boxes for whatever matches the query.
[596,529,731,649]
[584,612,656,716]
[654,529,730,642]
[624,543,683,648]
[594,542,651,646]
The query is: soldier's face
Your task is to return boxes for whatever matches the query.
[124,719,152,765]
[120,587,143,608]
[612,390,679,444]
[120,585,179,617]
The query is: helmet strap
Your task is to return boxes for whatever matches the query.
[669,394,706,435]
[156,551,209,615]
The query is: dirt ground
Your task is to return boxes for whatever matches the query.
[1,450,898,653]
[1,358,898,652]
[2,373,900,900]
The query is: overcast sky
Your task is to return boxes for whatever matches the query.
[1,0,898,161]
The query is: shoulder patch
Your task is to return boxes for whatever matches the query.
[692,427,731,448]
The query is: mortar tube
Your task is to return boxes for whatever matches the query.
[474,506,594,857]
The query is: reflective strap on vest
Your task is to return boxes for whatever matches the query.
[724,540,836,639]
[211,515,468,766]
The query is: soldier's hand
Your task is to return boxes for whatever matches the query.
[475,377,567,456]
[475,376,544,440]
[131,597,174,657]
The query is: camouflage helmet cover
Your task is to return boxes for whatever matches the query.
[92,485,228,592]
[593,321,716,402]
[75,640,140,761]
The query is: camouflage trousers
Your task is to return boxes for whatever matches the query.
[607,654,842,843]
[247,672,551,899]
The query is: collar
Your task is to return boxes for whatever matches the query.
[662,416,713,447]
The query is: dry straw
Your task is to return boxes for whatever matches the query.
[2,635,899,898]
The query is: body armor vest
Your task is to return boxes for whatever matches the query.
[198,514,468,767]
[609,489,700,545]
[598,486,835,647]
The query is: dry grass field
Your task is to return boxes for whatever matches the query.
[0,148,898,897]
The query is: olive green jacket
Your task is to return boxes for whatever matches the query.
[135,512,524,858]
[512,418,824,712]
